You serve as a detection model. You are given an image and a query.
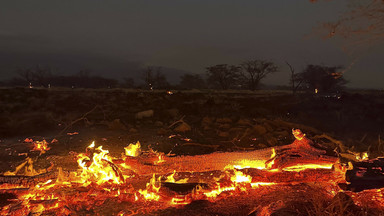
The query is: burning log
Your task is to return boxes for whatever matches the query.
[114,129,339,177]
[0,172,58,187]
[265,129,338,171]
[343,157,384,192]
[162,182,208,194]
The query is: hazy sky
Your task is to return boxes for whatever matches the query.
[0,0,383,88]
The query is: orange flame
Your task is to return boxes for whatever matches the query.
[124,141,141,157]
[76,142,123,185]
[32,140,51,155]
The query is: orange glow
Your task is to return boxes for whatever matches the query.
[282,163,333,172]
[76,142,123,185]
[230,159,266,170]
[155,153,166,164]
[230,169,252,183]
[124,141,141,157]
[356,152,369,161]
[165,170,176,182]
[137,174,162,201]
[0,130,359,215]
[292,129,305,140]
[171,196,191,205]
[32,140,51,155]
[271,148,276,158]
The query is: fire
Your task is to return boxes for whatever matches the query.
[31,139,51,155]
[137,174,162,201]
[231,159,266,170]
[3,157,48,176]
[1,129,362,215]
[356,152,369,161]
[124,141,141,157]
[155,152,166,164]
[202,169,266,199]
[165,170,176,182]
[292,129,305,140]
[230,169,252,183]
[76,142,123,185]
[281,164,333,172]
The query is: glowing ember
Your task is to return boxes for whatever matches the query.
[282,164,333,172]
[230,159,266,170]
[137,174,162,201]
[124,141,141,157]
[31,139,51,155]
[0,129,362,215]
[230,169,252,183]
[292,129,305,141]
[155,152,166,164]
[76,142,123,185]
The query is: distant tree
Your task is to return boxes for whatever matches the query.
[206,64,240,90]
[141,66,169,89]
[142,66,157,90]
[16,68,34,86]
[32,65,52,87]
[154,70,170,89]
[76,69,91,87]
[239,60,278,91]
[295,64,347,93]
[285,61,302,94]
[15,65,53,87]
[122,77,135,88]
[179,74,206,89]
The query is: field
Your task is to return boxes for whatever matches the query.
[0,87,384,215]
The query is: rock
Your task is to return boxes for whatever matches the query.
[273,130,290,139]
[218,123,231,131]
[135,110,154,119]
[263,122,274,132]
[154,121,164,127]
[216,117,232,124]
[228,127,244,135]
[129,128,138,133]
[174,122,191,133]
[258,143,268,148]
[237,118,252,126]
[201,116,214,127]
[157,128,168,135]
[101,119,127,130]
[253,125,267,135]
[265,135,278,146]
[167,108,179,119]
[218,131,229,138]
[203,126,212,131]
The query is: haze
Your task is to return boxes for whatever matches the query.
[0,0,383,88]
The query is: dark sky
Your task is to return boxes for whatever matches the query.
[0,0,383,88]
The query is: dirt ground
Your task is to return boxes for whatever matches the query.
[0,88,383,172]
[1,88,384,215]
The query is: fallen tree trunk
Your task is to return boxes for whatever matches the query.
[343,158,384,192]
[0,172,58,187]
[120,130,338,176]
[0,130,339,186]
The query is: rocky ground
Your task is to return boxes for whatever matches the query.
[0,88,384,215]
[0,88,383,169]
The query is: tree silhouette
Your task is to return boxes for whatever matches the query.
[285,61,302,94]
[141,66,169,89]
[206,64,240,90]
[295,64,347,93]
[240,60,278,91]
[179,74,206,89]
[16,65,53,87]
